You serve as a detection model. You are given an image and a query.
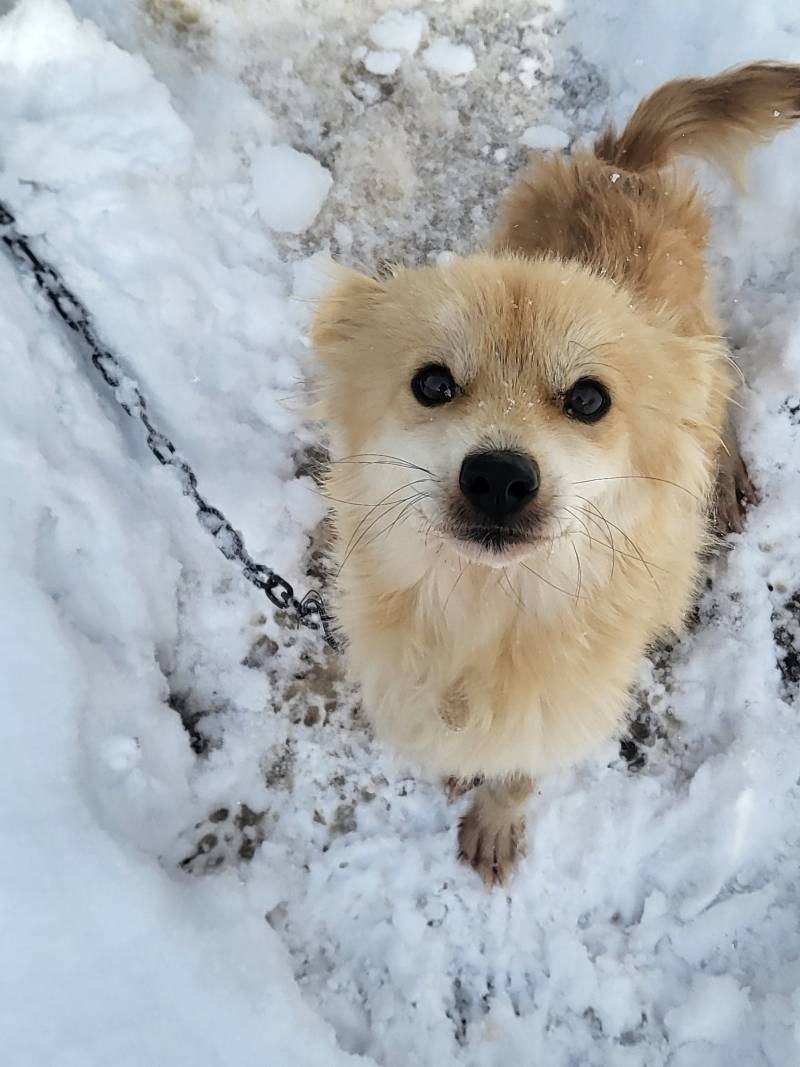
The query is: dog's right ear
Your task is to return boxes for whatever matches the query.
[311,266,387,351]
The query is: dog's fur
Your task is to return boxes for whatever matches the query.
[311,63,800,886]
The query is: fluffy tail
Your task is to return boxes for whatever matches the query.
[594,62,800,184]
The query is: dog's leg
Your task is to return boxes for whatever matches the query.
[714,417,758,535]
[457,774,532,887]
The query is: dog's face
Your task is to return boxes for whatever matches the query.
[313,254,714,571]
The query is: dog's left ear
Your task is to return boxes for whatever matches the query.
[311,266,387,352]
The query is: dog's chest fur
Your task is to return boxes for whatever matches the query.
[337,532,676,780]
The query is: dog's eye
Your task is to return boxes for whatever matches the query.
[411,364,457,407]
[564,378,611,423]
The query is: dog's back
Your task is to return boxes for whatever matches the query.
[493,63,800,335]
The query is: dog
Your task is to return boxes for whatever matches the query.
[311,63,800,886]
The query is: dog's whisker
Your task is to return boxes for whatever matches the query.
[342,490,434,575]
[337,503,414,578]
[310,477,434,509]
[341,480,430,558]
[557,503,618,581]
[575,530,664,571]
[557,496,619,581]
[571,497,630,563]
[331,458,429,473]
[334,452,435,476]
[340,499,405,565]
[494,568,522,613]
[570,497,660,587]
[570,540,583,604]
[575,499,654,580]
[575,498,621,579]
[361,498,426,555]
[555,505,594,542]
[338,493,421,574]
[443,558,468,613]
[572,474,698,500]
[557,505,605,551]
[339,501,412,573]
[549,515,566,560]
[560,507,665,572]
[501,567,529,615]
[519,560,585,601]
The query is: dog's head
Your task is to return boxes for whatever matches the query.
[312,254,718,573]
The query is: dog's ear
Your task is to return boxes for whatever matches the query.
[311,266,386,351]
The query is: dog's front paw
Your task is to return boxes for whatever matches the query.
[457,801,526,888]
[442,774,484,803]
[714,425,759,535]
[715,456,758,534]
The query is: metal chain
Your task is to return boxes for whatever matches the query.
[0,199,338,651]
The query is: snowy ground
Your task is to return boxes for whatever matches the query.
[2,1,800,1064]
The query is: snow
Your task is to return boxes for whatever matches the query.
[664,975,751,1047]
[368,9,427,54]
[251,144,333,235]
[520,123,571,151]
[422,37,476,78]
[364,49,402,76]
[1,0,800,1065]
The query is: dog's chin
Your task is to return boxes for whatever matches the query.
[447,527,544,568]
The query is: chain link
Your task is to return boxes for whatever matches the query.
[0,199,338,651]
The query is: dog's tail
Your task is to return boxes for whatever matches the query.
[594,62,800,185]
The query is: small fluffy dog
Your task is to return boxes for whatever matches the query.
[312,64,800,886]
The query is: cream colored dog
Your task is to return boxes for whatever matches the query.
[312,63,800,886]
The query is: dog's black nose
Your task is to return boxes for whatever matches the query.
[459,450,540,518]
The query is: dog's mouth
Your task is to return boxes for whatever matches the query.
[446,522,550,565]
[459,526,529,551]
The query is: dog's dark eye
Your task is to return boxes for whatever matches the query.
[564,378,611,423]
[411,364,457,407]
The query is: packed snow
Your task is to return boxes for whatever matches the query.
[664,975,753,1047]
[364,49,403,76]
[422,37,476,78]
[251,144,333,234]
[1,1,799,1065]
[520,123,571,150]
[368,9,427,54]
